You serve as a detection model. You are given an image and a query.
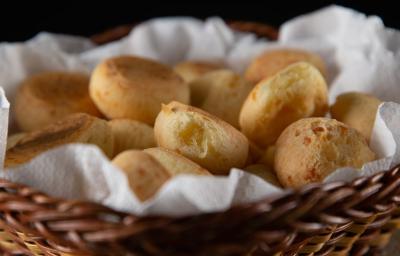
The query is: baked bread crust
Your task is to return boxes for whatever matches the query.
[275,117,375,188]
[154,101,249,174]
[15,72,101,132]
[90,55,189,124]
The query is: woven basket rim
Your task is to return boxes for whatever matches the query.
[1,164,399,255]
[90,19,279,45]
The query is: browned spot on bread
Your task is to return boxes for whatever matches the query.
[303,137,312,145]
[339,125,348,135]
[304,167,320,182]
[137,168,146,177]
[312,126,325,133]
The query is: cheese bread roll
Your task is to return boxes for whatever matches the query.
[5,113,113,167]
[240,62,328,147]
[174,61,223,83]
[112,150,170,202]
[275,118,375,188]
[90,56,189,124]
[108,119,155,156]
[330,92,381,142]
[244,164,281,187]
[154,101,249,174]
[189,70,253,127]
[245,48,327,84]
[15,72,101,132]
[144,147,211,176]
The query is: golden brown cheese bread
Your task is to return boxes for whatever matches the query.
[90,55,189,124]
[274,118,375,188]
[257,145,276,168]
[245,48,327,84]
[173,61,223,83]
[189,70,253,127]
[244,164,281,187]
[246,141,264,165]
[144,147,211,176]
[6,133,26,150]
[239,62,328,148]
[330,92,381,142]
[15,72,101,132]
[154,101,249,175]
[112,150,170,202]
[5,113,113,168]
[108,119,155,157]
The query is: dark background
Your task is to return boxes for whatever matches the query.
[0,1,397,42]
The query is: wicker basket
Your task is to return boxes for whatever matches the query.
[1,20,399,256]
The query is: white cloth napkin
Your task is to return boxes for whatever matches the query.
[0,5,399,218]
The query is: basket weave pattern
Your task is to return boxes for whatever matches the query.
[0,21,399,256]
[1,165,400,255]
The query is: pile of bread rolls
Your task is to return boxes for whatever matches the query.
[6,48,381,201]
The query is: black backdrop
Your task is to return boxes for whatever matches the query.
[0,1,398,42]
